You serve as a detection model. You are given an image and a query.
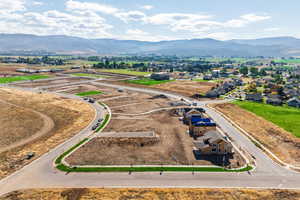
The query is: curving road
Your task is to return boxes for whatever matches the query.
[0,78,300,196]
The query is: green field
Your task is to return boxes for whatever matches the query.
[193,79,210,82]
[57,164,252,173]
[233,101,300,138]
[100,69,151,76]
[125,78,173,85]
[76,91,102,96]
[273,59,300,64]
[0,75,50,84]
[71,73,107,78]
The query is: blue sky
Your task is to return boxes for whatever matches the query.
[0,0,299,41]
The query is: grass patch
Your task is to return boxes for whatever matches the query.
[0,75,50,84]
[55,138,89,165]
[100,69,151,76]
[71,73,107,78]
[233,101,300,138]
[95,114,110,132]
[125,78,173,86]
[76,91,102,96]
[193,79,210,82]
[57,164,252,173]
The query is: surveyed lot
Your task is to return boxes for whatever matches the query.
[125,78,173,86]
[233,101,300,138]
[0,75,50,84]
[100,69,151,76]
[76,91,102,96]
[71,73,106,79]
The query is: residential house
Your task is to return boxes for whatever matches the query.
[287,97,300,108]
[245,93,263,102]
[266,95,283,106]
[194,130,233,155]
[188,115,216,137]
[150,73,170,81]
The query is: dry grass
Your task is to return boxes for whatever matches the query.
[213,103,300,166]
[0,87,95,179]
[0,101,44,148]
[2,188,300,200]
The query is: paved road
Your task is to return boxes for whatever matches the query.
[0,79,300,196]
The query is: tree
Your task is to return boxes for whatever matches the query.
[239,66,248,76]
[259,68,267,76]
[250,67,259,76]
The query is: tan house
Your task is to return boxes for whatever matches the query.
[194,130,233,155]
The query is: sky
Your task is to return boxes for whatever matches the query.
[0,0,299,41]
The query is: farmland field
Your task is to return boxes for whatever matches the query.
[100,69,151,76]
[125,78,173,85]
[76,91,102,96]
[233,101,300,138]
[0,75,50,84]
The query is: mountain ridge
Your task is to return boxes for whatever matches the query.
[0,34,299,56]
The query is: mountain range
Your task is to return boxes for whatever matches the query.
[0,34,300,57]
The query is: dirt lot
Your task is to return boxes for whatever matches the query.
[213,103,300,166]
[14,77,91,88]
[108,93,172,115]
[0,87,95,179]
[66,110,196,165]
[2,188,300,200]
[67,106,243,167]
[102,79,216,98]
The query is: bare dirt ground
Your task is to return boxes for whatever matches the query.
[14,77,91,88]
[66,110,196,165]
[0,87,95,179]
[213,103,300,166]
[108,93,172,115]
[0,64,27,76]
[2,188,300,200]
[150,80,216,97]
[103,79,216,98]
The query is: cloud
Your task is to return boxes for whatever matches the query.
[0,0,26,12]
[65,0,119,15]
[141,5,154,10]
[116,11,146,23]
[0,8,113,38]
[264,27,280,32]
[240,13,271,22]
[147,13,213,25]
[32,1,43,6]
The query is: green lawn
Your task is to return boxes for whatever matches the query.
[125,78,173,86]
[193,79,210,82]
[273,59,300,64]
[233,101,300,138]
[76,91,102,96]
[0,75,50,84]
[100,69,151,76]
[95,114,110,132]
[57,164,252,173]
[55,138,89,165]
[71,73,107,78]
